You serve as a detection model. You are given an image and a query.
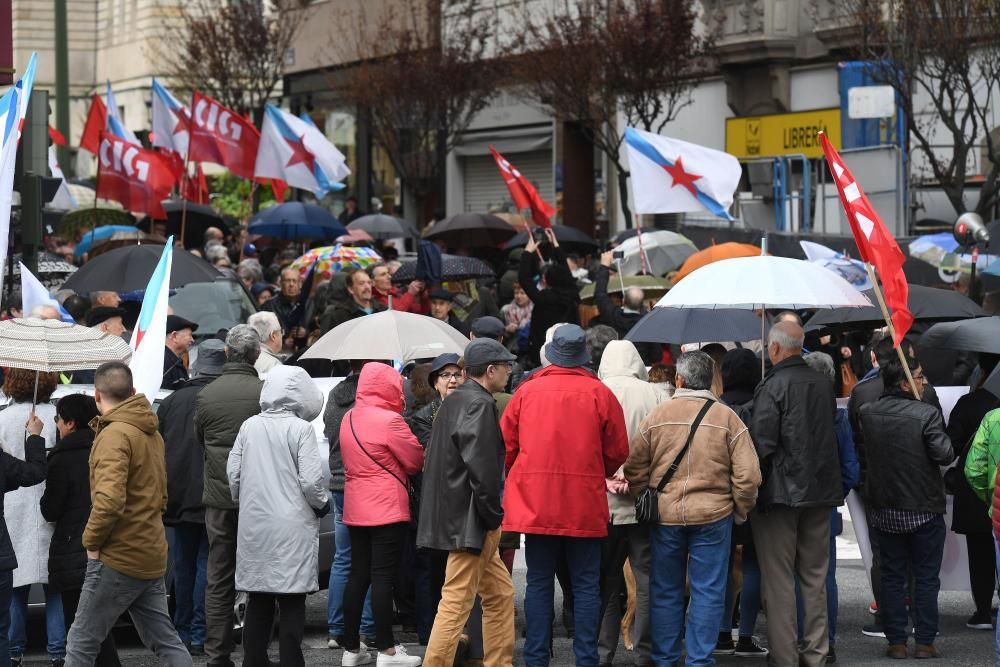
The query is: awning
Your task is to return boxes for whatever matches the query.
[453,125,553,157]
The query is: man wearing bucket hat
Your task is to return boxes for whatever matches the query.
[501,324,629,667]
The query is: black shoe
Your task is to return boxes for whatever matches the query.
[11,657,22,667]
[714,633,736,655]
[734,635,769,657]
[967,611,994,630]
[189,644,205,657]
[862,622,886,638]
[51,660,65,667]
[826,646,836,663]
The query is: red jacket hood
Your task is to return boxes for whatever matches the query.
[356,363,404,413]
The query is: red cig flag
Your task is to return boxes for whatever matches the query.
[490,145,556,228]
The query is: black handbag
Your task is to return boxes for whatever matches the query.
[349,414,420,523]
[635,399,715,524]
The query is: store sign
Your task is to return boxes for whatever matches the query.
[725,108,841,159]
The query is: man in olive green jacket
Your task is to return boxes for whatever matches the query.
[65,362,191,667]
[194,325,263,667]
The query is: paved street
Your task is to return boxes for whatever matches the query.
[18,514,997,666]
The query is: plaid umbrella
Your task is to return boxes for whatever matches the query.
[0,318,132,372]
[289,245,383,282]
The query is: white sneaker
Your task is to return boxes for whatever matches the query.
[376,644,422,666]
[342,648,373,666]
[332,638,370,651]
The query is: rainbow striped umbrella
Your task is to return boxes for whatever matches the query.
[290,244,382,282]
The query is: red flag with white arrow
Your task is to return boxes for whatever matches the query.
[490,145,556,228]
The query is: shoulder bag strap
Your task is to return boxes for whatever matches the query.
[349,413,409,492]
[654,399,715,494]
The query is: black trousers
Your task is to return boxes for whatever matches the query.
[242,592,306,667]
[967,532,998,615]
[343,522,408,652]
[62,586,122,667]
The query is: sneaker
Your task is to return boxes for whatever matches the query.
[826,646,836,663]
[342,649,374,666]
[330,637,342,649]
[966,611,994,630]
[734,635,769,657]
[714,634,736,655]
[869,600,878,615]
[377,644,422,666]
[862,623,886,638]
[11,657,21,667]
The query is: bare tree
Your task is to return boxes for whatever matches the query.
[157,0,308,122]
[336,0,504,222]
[839,0,1000,218]
[512,0,713,224]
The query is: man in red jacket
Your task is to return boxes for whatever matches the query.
[501,324,629,667]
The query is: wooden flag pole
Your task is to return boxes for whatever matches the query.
[863,262,921,399]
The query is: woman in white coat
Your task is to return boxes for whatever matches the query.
[227,365,330,667]
[0,369,64,664]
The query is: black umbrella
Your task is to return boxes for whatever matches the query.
[62,244,222,294]
[805,284,984,332]
[423,213,516,247]
[160,201,230,249]
[393,254,495,283]
[348,214,420,241]
[626,308,764,345]
[920,316,1000,354]
[504,225,599,252]
[249,202,347,241]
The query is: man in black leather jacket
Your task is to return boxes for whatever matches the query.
[858,352,954,659]
[417,339,515,665]
[750,321,843,667]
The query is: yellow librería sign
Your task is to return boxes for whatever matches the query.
[725,108,841,159]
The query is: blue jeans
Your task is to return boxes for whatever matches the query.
[651,516,733,666]
[327,492,373,639]
[524,534,602,667]
[10,584,65,658]
[877,515,946,646]
[795,511,839,645]
[170,522,209,646]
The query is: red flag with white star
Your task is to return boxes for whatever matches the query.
[820,132,912,346]
[489,145,556,228]
[188,91,259,180]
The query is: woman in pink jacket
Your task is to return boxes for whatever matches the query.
[339,362,425,667]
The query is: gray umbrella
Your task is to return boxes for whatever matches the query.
[348,214,420,240]
[920,316,1000,354]
[300,310,468,362]
[626,307,764,345]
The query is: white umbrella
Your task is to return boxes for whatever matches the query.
[301,310,469,363]
[655,255,873,310]
[617,230,697,277]
[0,318,133,372]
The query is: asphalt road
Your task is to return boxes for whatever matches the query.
[19,521,998,665]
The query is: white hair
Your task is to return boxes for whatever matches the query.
[247,311,281,342]
[30,304,60,320]
[768,323,804,351]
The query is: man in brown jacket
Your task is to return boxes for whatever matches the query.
[624,351,761,667]
[64,362,192,667]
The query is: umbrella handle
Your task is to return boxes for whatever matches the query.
[32,369,39,411]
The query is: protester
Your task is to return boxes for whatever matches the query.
[518,231,580,365]
[340,196,363,225]
[418,339,516,667]
[194,327,264,667]
[584,325,618,372]
[85,307,126,338]
[250,283,274,307]
[90,291,120,309]
[647,363,675,400]
[428,289,470,337]
[596,340,664,666]
[163,314,198,390]
[499,283,532,356]
[946,353,1000,630]
[1,369,64,666]
[64,362,191,666]
[321,267,387,334]
[40,394,121,667]
[246,311,284,377]
[227,365,329,667]
[750,321,843,667]
[339,363,425,666]
[61,295,90,324]
[407,354,462,448]
[324,361,376,651]
[594,251,658,364]
[624,350,760,666]
[261,268,307,350]
[501,324,629,666]
[158,340,228,657]
[369,264,427,314]
[860,351,953,659]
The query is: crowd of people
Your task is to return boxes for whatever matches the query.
[0,222,996,667]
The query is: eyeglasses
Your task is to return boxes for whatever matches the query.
[491,362,514,371]
[438,372,461,381]
[53,416,61,424]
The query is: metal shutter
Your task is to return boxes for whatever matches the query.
[462,150,553,214]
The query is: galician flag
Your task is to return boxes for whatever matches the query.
[0,53,37,301]
[20,262,73,322]
[624,127,741,221]
[129,240,173,403]
[105,81,140,145]
[255,104,350,197]
[151,79,189,158]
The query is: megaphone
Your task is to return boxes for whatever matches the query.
[954,212,991,246]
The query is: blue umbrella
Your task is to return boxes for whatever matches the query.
[248,202,347,241]
[74,225,141,257]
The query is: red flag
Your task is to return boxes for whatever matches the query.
[155,147,185,181]
[820,132,912,346]
[80,94,107,154]
[48,125,66,146]
[182,163,210,205]
[96,131,177,219]
[266,178,288,203]
[188,92,259,179]
[490,145,556,228]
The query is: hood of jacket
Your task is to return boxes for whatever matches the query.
[260,365,323,421]
[355,362,404,413]
[94,393,159,435]
[598,340,648,381]
[332,374,360,408]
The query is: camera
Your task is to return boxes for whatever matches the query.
[612,249,625,261]
[532,227,547,243]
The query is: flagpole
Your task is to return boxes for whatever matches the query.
[633,214,649,275]
[863,262,921,398]
[179,149,192,250]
